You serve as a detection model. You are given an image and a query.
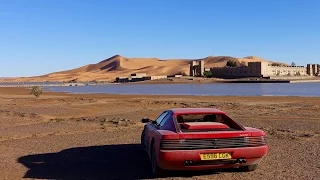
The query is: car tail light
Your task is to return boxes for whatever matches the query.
[247,136,266,147]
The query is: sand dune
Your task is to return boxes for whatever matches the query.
[0,55,286,82]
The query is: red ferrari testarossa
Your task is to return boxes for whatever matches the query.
[141,108,268,177]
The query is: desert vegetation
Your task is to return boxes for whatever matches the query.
[30,86,43,98]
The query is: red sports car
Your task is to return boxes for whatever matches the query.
[141,108,268,177]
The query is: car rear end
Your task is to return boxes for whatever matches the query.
[158,134,267,170]
[156,110,268,171]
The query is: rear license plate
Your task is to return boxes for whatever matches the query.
[200,153,232,160]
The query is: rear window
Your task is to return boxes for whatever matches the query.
[175,113,243,131]
[177,114,225,123]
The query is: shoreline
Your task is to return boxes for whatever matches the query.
[1,77,320,87]
[1,87,320,99]
[43,91,320,98]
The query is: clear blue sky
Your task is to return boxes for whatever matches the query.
[1,0,319,77]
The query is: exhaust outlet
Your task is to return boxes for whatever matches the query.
[237,158,247,164]
[184,160,193,166]
[236,158,247,164]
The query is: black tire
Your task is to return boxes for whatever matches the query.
[151,143,166,177]
[141,131,146,151]
[239,164,259,172]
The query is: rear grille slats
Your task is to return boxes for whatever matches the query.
[160,137,266,150]
[161,137,264,142]
[162,143,265,147]
[162,141,265,145]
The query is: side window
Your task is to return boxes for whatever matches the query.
[155,111,168,125]
[160,114,176,132]
[160,112,172,126]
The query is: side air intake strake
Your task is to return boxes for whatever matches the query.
[160,136,266,150]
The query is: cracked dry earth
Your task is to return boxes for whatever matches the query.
[0,88,319,180]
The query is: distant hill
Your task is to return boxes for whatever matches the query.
[0,55,287,82]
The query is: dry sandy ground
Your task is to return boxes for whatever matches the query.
[0,88,319,180]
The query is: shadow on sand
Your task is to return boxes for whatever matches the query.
[18,144,238,180]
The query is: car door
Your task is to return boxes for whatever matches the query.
[145,111,169,152]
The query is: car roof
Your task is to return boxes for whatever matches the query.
[170,108,225,114]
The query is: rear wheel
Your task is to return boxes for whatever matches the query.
[151,143,166,177]
[140,130,145,151]
[239,164,259,172]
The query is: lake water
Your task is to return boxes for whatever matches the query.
[45,82,320,97]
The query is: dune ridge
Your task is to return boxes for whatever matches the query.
[0,55,285,82]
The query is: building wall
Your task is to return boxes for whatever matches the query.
[116,75,168,82]
[306,64,320,76]
[116,77,130,82]
[200,60,204,75]
[210,62,308,78]
[307,64,312,75]
[167,74,183,78]
[312,64,318,75]
[210,62,263,78]
[149,76,167,80]
[131,73,147,77]
[263,64,306,77]
[190,60,204,76]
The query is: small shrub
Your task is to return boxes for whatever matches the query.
[203,71,212,78]
[30,86,43,98]
[226,60,237,67]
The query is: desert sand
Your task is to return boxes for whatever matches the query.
[0,55,285,83]
[0,87,319,180]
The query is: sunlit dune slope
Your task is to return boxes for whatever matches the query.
[0,55,286,82]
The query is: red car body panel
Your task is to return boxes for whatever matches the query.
[172,108,225,114]
[182,122,230,130]
[158,146,268,170]
[141,108,268,172]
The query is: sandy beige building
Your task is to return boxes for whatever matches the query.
[115,73,170,82]
[307,64,319,76]
[210,62,313,78]
[190,60,204,76]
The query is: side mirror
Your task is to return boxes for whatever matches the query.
[141,117,151,123]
